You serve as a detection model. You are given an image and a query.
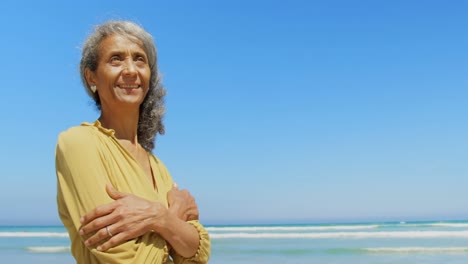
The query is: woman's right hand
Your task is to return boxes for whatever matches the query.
[167,184,199,221]
[79,184,168,251]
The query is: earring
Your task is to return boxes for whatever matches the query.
[90,85,97,93]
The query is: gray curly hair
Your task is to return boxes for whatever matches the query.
[79,20,166,151]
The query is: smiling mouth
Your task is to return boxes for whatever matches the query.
[118,84,140,89]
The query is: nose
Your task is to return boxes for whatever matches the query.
[122,59,137,76]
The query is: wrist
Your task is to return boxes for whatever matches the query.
[150,203,171,233]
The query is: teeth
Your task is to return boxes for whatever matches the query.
[119,85,139,89]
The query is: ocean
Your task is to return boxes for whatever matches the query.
[1,221,468,263]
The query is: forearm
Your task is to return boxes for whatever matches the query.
[153,212,200,258]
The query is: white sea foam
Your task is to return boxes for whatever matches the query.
[387,222,468,229]
[209,230,468,239]
[207,225,378,232]
[362,247,468,253]
[26,246,71,253]
[0,232,69,238]
[428,223,468,228]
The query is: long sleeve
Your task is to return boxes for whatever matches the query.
[56,127,141,263]
[153,157,211,264]
[170,220,211,264]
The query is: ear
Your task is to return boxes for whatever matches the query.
[84,68,97,88]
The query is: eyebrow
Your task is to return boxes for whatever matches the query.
[106,50,147,58]
[133,51,148,58]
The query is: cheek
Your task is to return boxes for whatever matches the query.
[97,69,120,84]
[143,71,151,87]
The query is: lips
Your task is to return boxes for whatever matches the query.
[118,84,140,89]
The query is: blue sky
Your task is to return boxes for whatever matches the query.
[0,0,467,225]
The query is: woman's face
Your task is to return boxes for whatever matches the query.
[87,34,151,110]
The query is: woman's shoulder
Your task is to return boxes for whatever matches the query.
[55,122,113,167]
[56,122,103,153]
[58,123,98,142]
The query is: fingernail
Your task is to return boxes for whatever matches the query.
[80,217,84,223]
[79,229,84,235]
[97,246,102,251]
[85,240,90,246]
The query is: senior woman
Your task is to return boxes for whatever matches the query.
[55,20,210,263]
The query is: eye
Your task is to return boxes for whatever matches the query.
[134,55,148,67]
[110,55,122,62]
[135,55,146,62]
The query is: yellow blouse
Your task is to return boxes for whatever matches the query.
[56,121,210,264]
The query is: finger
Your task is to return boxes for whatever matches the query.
[106,184,128,200]
[84,225,113,247]
[186,208,200,220]
[80,203,117,225]
[84,213,131,247]
[187,214,199,221]
[97,232,127,251]
[181,189,190,197]
[173,182,179,190]
[96,221,144,251]
[166,187,178,205]
[189,196,196,204]
[80,211,118,236]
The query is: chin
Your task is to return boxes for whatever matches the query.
[116,95,145,106]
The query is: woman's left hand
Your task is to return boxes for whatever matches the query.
[79,184,167,251]
[167,184,199,221]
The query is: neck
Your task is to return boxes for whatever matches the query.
[99,106,140,145]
